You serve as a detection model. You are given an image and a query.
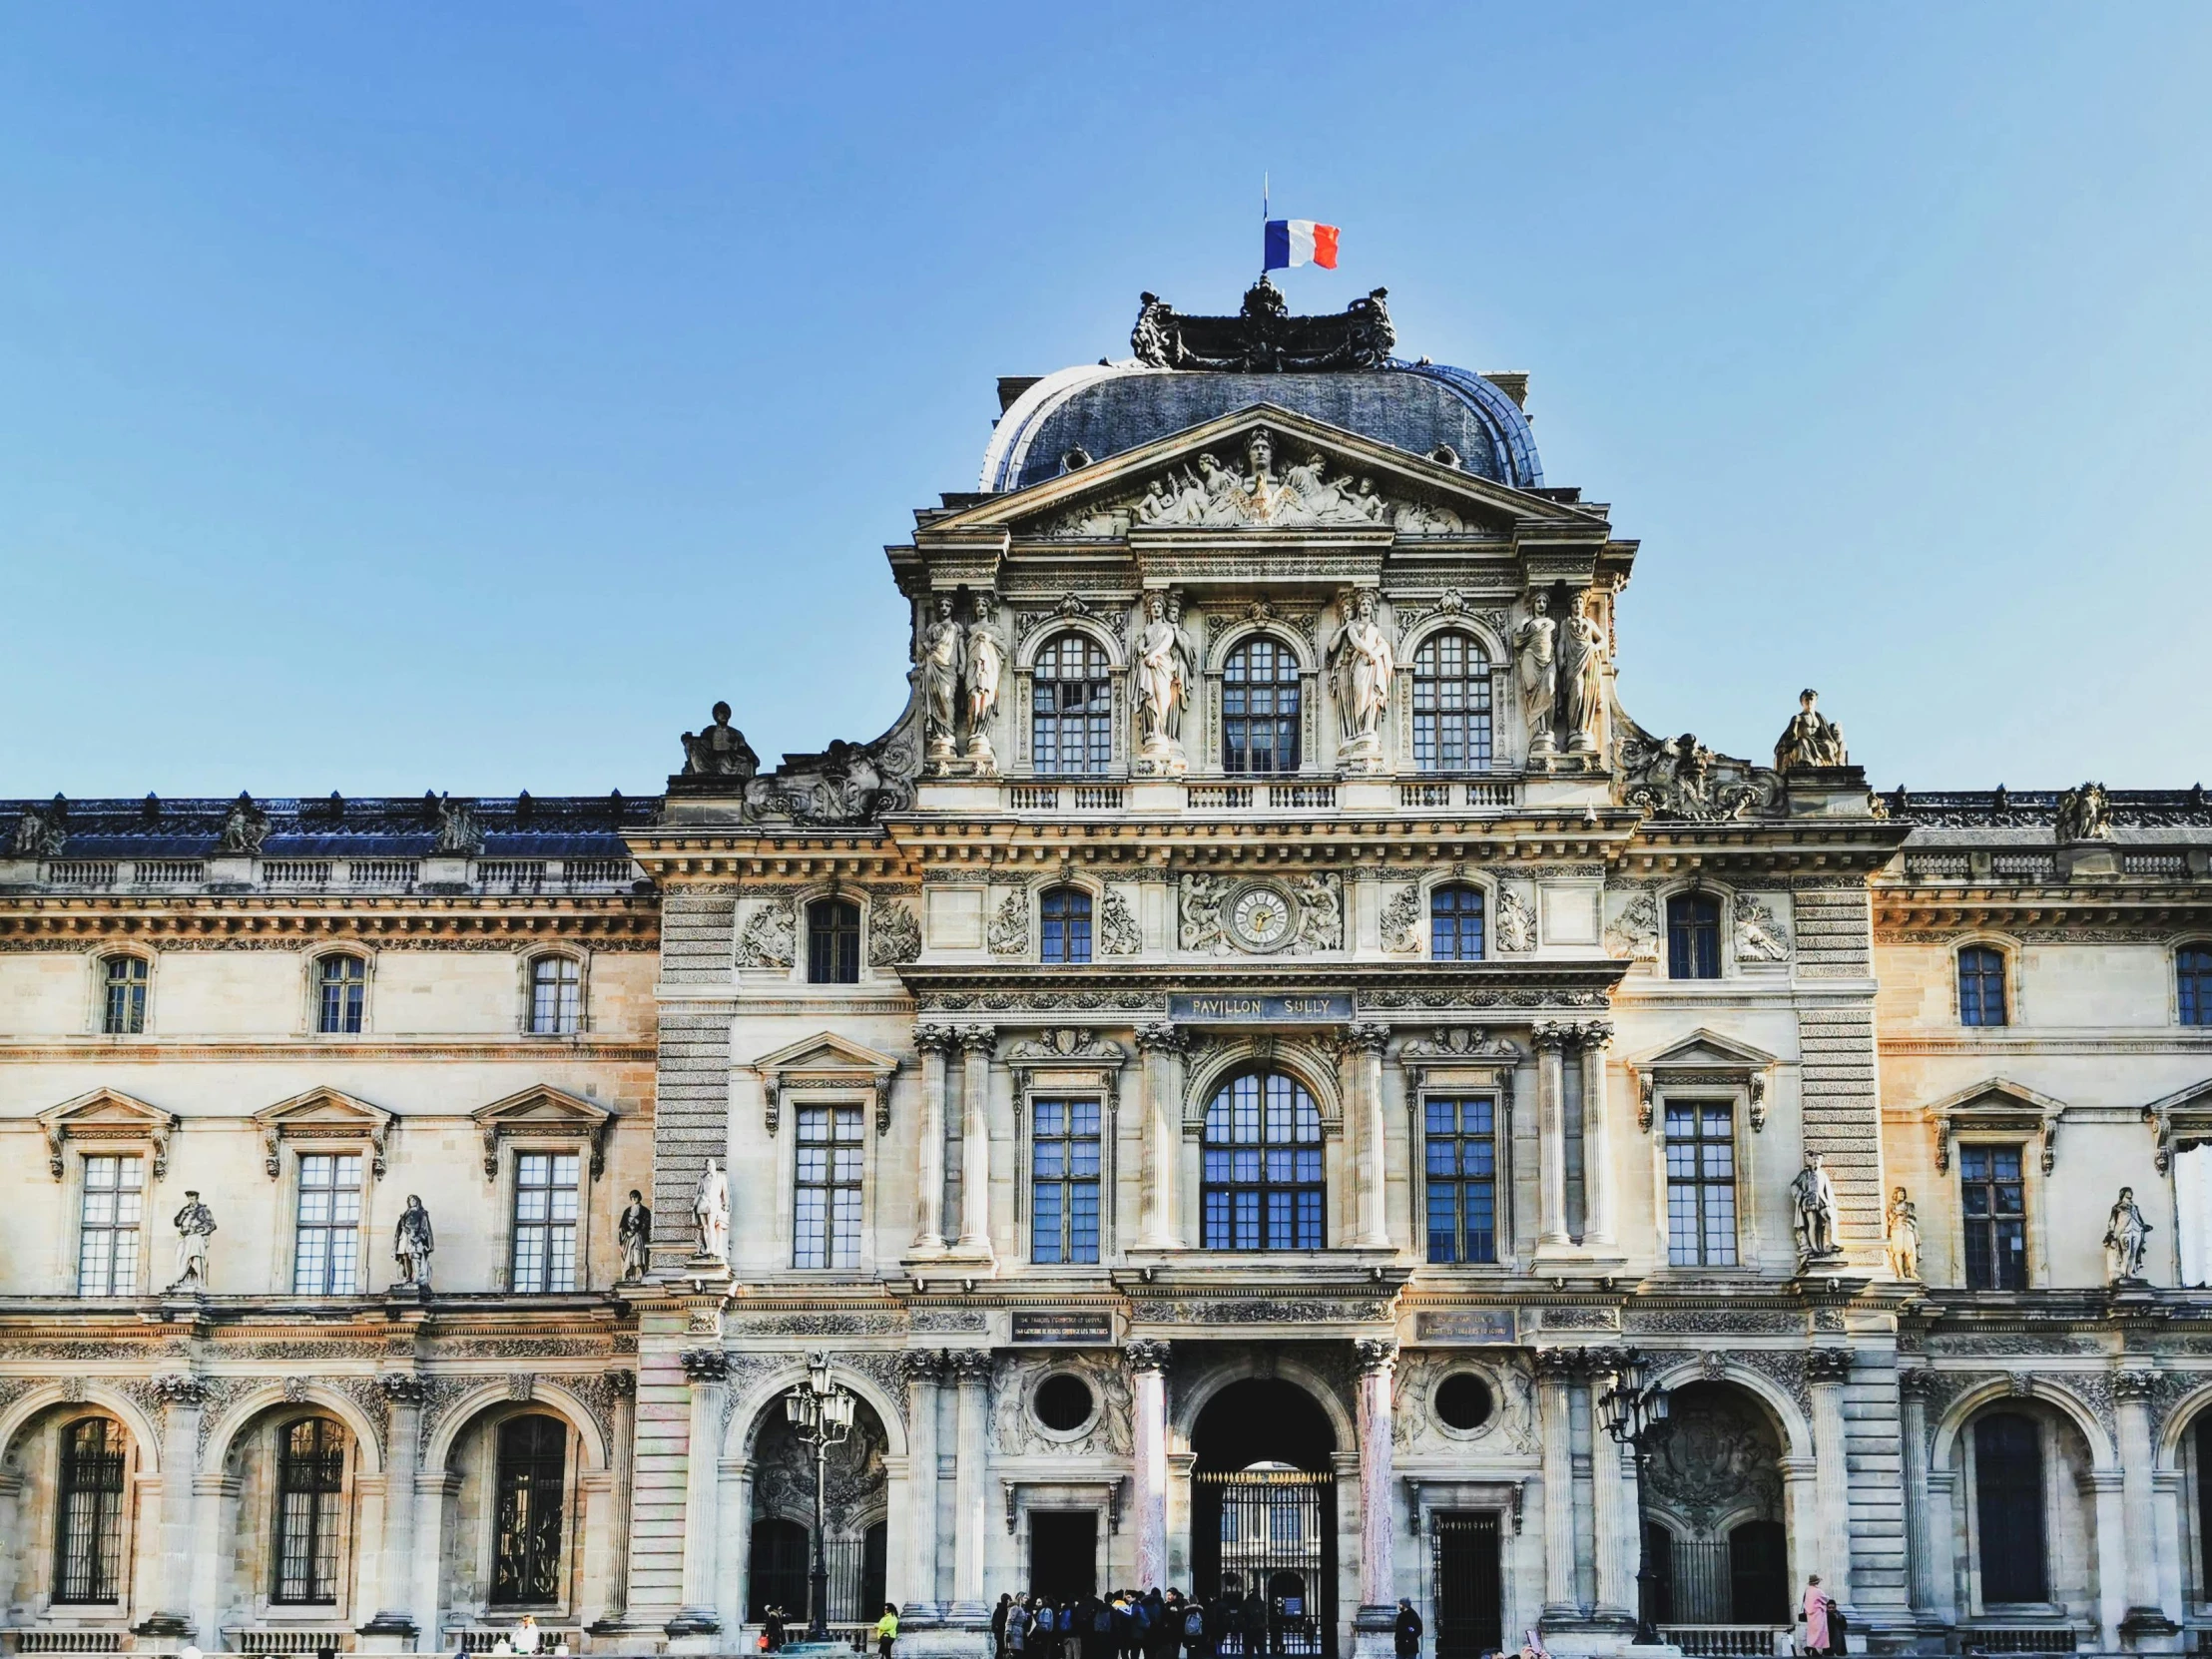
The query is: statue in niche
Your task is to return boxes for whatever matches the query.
[618,1190,653,1282]
[1789,1150,1841,1262]
[693,1159,731,1263]
[170,1190,218,1291]
[1328,589,1396,766]
[1773,689,1847,771]
[682,702,760,779]
[1560,590,1608,755]
[393,1195,435,1288]
[1513,594,1558,758]
[1885,1187,1921,1281]
[2105,1186,2152,1283]
[919,594,965,760]
[1133,590,1196,772]
[2057,782,2114,843]
[964,596,1005,765]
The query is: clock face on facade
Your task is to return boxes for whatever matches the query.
[1227,881,1297,952]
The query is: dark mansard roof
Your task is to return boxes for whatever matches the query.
[2,794,652,862]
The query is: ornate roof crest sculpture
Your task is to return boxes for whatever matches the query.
[2055,781,2114,843]
[1130,278,1394,372]
[1617,716,1782,823]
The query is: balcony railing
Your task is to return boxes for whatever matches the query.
[1657,1629,1786,1658]
[227,1630,358,1654]
[43,860,119,887]
[261,858,333,885]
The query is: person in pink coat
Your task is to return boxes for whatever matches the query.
[1801,1576,1832,1655]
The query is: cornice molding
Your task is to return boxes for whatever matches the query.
[0,898,658,951]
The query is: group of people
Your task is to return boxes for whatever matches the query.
[988,1587,1408,1659]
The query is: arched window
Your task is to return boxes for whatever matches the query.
[748,1517,810,1621]
[1430,884,1485,960]
[529,955,582,1035]
[1666,894,1722,980]
[1202,1071,1325,1251]
[316,953,366,1033]
[1411,631,1493,772]
[2181,944,2212,1026]
[101,954,148,1035]
[1223,636,1301,775]
[274,1417,346,1604]
[1958,945,2008,1027]
[1041,887,1093,964]
[54,1417,127,1603]
[807,899,860,985]
[1032,633,1112,776]
[1973,1412,2047,1602]
[491,1414,568,1605]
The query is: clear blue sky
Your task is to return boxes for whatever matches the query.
[4,3,2208,799]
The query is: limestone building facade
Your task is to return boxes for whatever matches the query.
[6,281,2212,1659]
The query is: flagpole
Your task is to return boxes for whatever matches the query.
[1262,171,1269,283]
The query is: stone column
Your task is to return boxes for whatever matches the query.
[601,1370,638,1625]
[1806,1349,1853,1606]
[668,1349,728,1642]
[1135,1025,1186,1249]
[1533,1024,1572,1249]
[1588,1400,1639,1629]
[1127,1342,1173,1592]
[361,1375,425,1641]
[1347,1025,1392,1249]
[135,1374,204,1638]
[957,1029,997,1254]
[1352,1339,1399,1657]
[1578,1022,1616,1251]
[1898,1370,1936,1618]
[1535,1350,1580,1625]
[913,1025,955,1255]
[948,1350,993,1623]
[2116,1370,2177,1636]
[898,1350,946,1620]
[2092,1468,2128,1649]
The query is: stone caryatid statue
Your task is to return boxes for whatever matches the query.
[1774,689,1848,771]
[393,1194,435,1288]
[1790,1150,1842,1262]
[964,596,1005,765]
[617,1189,653,1282]
[1560,590,1608,756]
[1327,588,1396,768]
[1513,593,1559,759]
[1886,1187,1921,1281]
[2105,1186,2153,1283]
[170,1191,218,1291]
[693,1159,731,1263]
[1132,590,1196,773]
[681,702,760,779]
[2057,782,2114,843]
[919,594,966,761]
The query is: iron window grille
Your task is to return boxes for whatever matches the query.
[1663,1102,1738,1267]
[274,1417,346,1603]
[1223,637,1302,775]
[1423,1095,1498,1264]
[794,1104,863,1270]
[1202,1071,1325,1251]
[77,1155,145,1297]
[1411,631,1493,773]
[511,1152,581,1293]
[1032,633,1114,775]
[54,1417,128,1603]
[1031,1097,1102,1265]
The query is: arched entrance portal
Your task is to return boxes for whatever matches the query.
[1192,1380,1338,1659]
[1641,1382,1791,1630]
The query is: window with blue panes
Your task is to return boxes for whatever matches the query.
[1958,946,2008,1027]
[1030,1097,1101,1264]
[1424,1095,1497,1264]
[1664,1102,1737,1266]
[1201,1071,1325,1251]
[2180,944,2212,1026]
[1411,631,1492,772]
[794,1105,863,1269]
[1031,634,1113,776]
[1666,894,1722,980]
[1430,885,1485,960]
[1960,1144,2026,1290]
[1040,887,1093,965]
[1222,637,1302,775]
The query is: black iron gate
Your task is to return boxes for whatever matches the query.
[1193,1469,1337,1659]
[1428,1513,1502,1659]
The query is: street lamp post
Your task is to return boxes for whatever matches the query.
[784,1351,858,1643]
[1596,1351,1672,1647]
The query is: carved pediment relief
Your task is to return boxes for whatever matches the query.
[1923,1077,2066,1174]
[471,1085,613,1180]
[1627,1029,1779,1131]
[2143,1076,2212,1172]
[1615,713,1782,823]
[751,1031,899,1135]
[36,1088,179,1181]
[252,1086,394,1179]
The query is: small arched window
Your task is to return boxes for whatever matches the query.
[1973,1412,2047,1602]
[1411,631,1493,772]
[529,954,582,1035]
[1202,1071,1325,1251]
[316,953,366,1033]
[807,899,860,985]
[2181,944,2212,1026]
[1032,633,1113,776]
[491,1414,568,1605]
[1223,636,1301,775]
[1430,885,1485,960]
[101,954,148,1035]
[1958,945,2008,1027]
[54,1417,128,1602]
[1666,894,1722,980]
[1040,887,1093,965]
[274,1417,347,1604]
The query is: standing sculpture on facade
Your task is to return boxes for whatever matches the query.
[1885,1187,1921,1281]
[170,1190,217,1291]
[1790,1151,1842,1262]
[1560,590,1608,755]
[693,1159,731,1263]
[393,1195,435,1288]
[2104,1186,2152,1283]
[2057,782,2114,843]
[919,594,966,762]
[1328,588,1396,770]
[964,596,1005,766]
[1513,593,1558,759]
[1773,689,1847,771]
[681,702,761,779]
[1133,590,1196,775]
[618,1189,653,1282]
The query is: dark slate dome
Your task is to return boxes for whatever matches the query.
[980,359,1543,493]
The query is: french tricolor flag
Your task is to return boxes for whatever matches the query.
[1264,219,1339,271]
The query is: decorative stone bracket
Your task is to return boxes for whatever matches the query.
[750,1030,902,1136]
[2143,1076,2212,1173]
[1002,1475,1126,1534]
[1924,1076,2067,1175]
[1625,1028,1779,1133]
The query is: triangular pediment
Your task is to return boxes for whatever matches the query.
[1923,1076,2066,1174]
[471,1085,613,1180]
[36,1088,180,1180]
[1631,1029,1780,1073]
[927,402,1601,541]
[2144,1076,2212,1170]
[252,1088,394,1178]
[751,1031,901,1078]
[1924,1076,2066,1122]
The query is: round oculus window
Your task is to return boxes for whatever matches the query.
[1432,1372,1495,1432]
[1033,1373,1096,1433]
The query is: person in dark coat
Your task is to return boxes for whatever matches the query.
[993,1595,1014,1659]
[764,1607,787,1652]
[1239,1592,1267,1659]
[1393,1599,1422,1659]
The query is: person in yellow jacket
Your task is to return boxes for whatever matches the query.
[875,1603,900,1659]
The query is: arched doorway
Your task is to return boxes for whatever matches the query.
[1192,1379,1338,1659]
[744,1391,889,1634]
[1641,1382,1791,1629]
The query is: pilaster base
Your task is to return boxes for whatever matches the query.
[355,1611,419,1652]
[663,1608,721,1653]
[133,1613,195,1640]
[896,1626,994,1659]
[1351,1605,1399,1659]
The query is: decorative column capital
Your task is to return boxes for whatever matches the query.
[1806,1347,1854,1385]
[1339,1022,1391,1056]
[1353,1338,1397,1377]
[1134,1022,1187,1055]
[1533,1347,1584,1381]
[897,1348,947,1383]
[606,1369,637,1398]
[957,1026,999,1057]
[946,1348,995,1383]
[1123,1340,1173,1375]
[153,1374,206,1407]
[1531,1021,1575,1053]
[2114,1369,2156,1402]
[1576,1019,1615,1051]
[1897,1367,1934,1401]
[377,1373,426,1405]
[678,1348,729,1383]
[914,1022,960,1054]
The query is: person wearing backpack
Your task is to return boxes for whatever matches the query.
[1182,1597,1210,1659]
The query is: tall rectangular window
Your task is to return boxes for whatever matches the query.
[1961,1144,2027,1290]
[54,1418,127,1602]
[1031,1097,1101,1265]
[274,1417,346,1603]
[511,1152,581,1292]
[795,1105,863,1270]
[1666,894,1722,980]
[491,1415,567,1605]
[101,955,148,1035]
[317,954,366,1034]
[293,1154,363,1296]
[1664,1102,1738,1266]
[1031,633,1113,775]
[1411,631,1493,772]
[1958,947,2008,1027]
[1424,1095,1498,1264]
[529,955,582,1034]
[78,1156,145,1297]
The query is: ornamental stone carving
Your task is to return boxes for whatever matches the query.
[681,702,761,779]
[735,900,797,969]
[1130,590,1197,776]
[12,796,68,856]
[991,1353,1131,1456]
[988,890,1030,956]
[1381,885,1423,954]
[1123,1340,1173,1374]
[1559,592,1608,755]
[1791,1152,1842,1263]
[1887,1187,1922,1281]
[1133,1022,1187,1055]
[1772,689,1846,771]
[1007,1027,1123,1062]
[1604,888,1662,961]
[867,902,922,967]
[1181,873,1231,953]
[1619,723,1782,823]
[2058,782,2115,843]
[1514,597,1559,760]
[1100,885,1143,955]
[1353,1339,1397,1376]
[1733,893,1792,962]
[896,1349,946,1383]
[1494,889,1536,953]
[679,1348,729,1382]
[1328,589,1396,770]
[392,1195,434,1289]
[218,792,271,853]
[1054,427,1461,537]
[1128,279,1395,373]
[2105,1186,2153,1283]
[1806,1348,1854,1385]
[1293,872,1345,952]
